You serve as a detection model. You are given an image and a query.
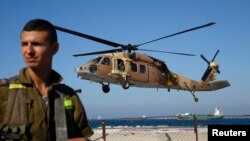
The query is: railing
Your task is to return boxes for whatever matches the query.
[88,115,250,141]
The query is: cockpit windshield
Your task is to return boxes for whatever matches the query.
[90,57,102,64]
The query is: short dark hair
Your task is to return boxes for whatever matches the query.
[22,19,57,43]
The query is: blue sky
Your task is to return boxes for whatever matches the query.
[1,0,250,118]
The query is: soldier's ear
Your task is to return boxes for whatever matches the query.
[52,42,59,55]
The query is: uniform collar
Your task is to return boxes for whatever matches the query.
[18,67,63,86]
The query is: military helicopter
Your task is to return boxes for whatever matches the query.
[54,22,230,102]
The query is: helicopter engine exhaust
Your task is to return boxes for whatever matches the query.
[131,53,163,68]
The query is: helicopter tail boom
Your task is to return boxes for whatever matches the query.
[191,80,230,102]
[207,80,230,91]
[170,75,230,102]
[168,73,230,92]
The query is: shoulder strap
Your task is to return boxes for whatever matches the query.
[53,84,71,141]
[53,84,82,140]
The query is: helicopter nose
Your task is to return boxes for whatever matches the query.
[75,67,82,72]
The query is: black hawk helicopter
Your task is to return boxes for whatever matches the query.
[54,22,230,102]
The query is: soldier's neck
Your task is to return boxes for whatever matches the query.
[28,67,51,97]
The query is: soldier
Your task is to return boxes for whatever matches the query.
[0,19,93,140]
[118,59,125,71]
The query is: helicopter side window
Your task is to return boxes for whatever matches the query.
[101,57,110,65]
[140,65,146,73]
[131,62,137,72]
[91,57,102,64]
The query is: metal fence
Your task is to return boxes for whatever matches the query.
[88,115,250,141]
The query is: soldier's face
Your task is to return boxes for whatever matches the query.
[21,31,58,70]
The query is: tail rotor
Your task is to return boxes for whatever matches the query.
[201,50,221,81]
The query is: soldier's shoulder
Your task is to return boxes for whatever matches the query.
[54,83,77,96]
[0,75,19,86]
[0,79,9,97]
[0,78,9,86]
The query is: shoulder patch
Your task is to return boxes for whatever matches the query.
[9,83,27,89]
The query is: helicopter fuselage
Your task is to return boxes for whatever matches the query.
[76,53,168,88]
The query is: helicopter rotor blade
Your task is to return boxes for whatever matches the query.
[54,25,124,48]
[139,49,195,56]
[211,49,219,62]
[73,48,123,57]
[200,54,210,64]
[201,66,212,81]
[211,49,220,74]
[136,22,215,47]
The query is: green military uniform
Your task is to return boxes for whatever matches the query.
[0,68,93,140]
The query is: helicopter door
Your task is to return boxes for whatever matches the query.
[129,62,148,82]
[148,65,157,83]
[99,57,112,75]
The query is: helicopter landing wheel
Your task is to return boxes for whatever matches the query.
[122,81,130,89]
[102,84,110,93]
[194,97,199,102]
[190,91,199,102]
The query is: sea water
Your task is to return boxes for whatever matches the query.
[89,115,250,128]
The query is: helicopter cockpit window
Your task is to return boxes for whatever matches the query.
[140,65,146,73]
[91,57,102,64]
[101,57,110,65]
[131,62,137,72]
